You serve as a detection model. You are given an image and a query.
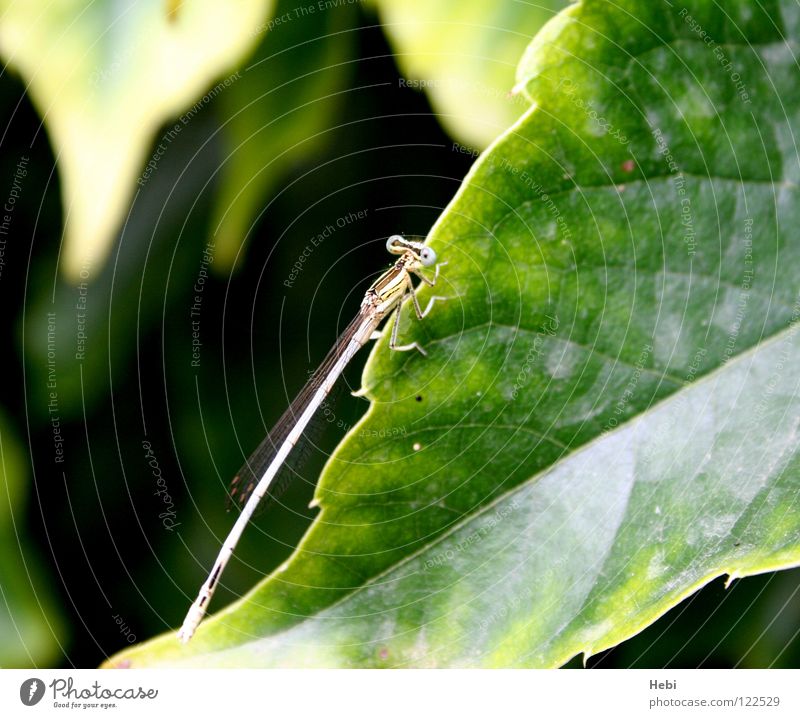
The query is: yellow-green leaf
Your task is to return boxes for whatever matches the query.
[371,0,567,148]
[0,0,273,280]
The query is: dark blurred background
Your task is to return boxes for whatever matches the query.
[0,2,797,669]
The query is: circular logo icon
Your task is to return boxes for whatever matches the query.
[20,678,44,707]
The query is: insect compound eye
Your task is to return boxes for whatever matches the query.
[386,234,405,252]
[419,247,437,267]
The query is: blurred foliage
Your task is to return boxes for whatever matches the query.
[0,409,65,667]
[111,0,800,668]
[0,0,797,669]
[0,0,271,280]
[209,0,360,270]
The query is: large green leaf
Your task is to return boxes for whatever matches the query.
[371,0,567,148]
[107,0,800,667]
[0,0,272,280]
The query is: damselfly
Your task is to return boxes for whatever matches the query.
[178,234,446,642]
